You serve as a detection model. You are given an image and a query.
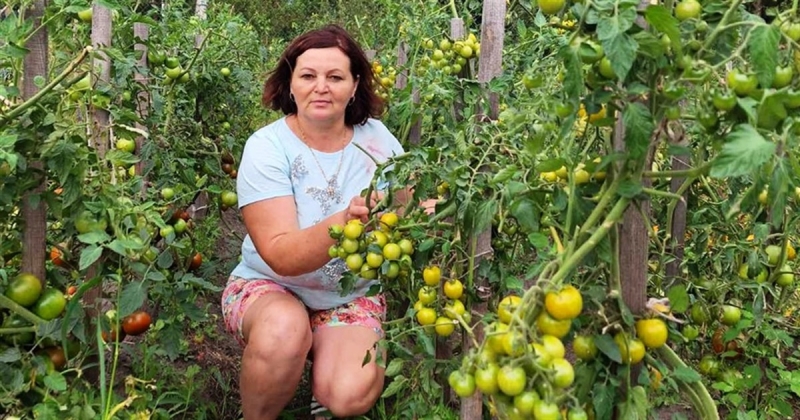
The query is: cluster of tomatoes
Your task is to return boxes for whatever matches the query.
[147,49,191,84]
[736,242,796,288]
[372,60,397,101]
[412,265,468,337]
[445,283,673,419]
[220,150,238,180]
[0,273,71,372]
[101,308,153,344]
[328,212,414,282]
[3,273,67,326]
[446,286,586,419]
[680,240,797,382]
[418,32,481,77]
[538,158,606,187]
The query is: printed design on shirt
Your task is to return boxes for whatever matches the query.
[290,155,308,181]
[319,258,347,288]
[306,178,343,215]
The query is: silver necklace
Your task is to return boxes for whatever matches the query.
[296,117,348,200]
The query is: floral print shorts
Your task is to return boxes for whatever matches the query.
[221,276,386,347]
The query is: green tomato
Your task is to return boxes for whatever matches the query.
[773,66,793,89]
[32,289,67,320]
[777,264,794,287]
[675,0,701,21]
[598,57,615,79]
[532,400,561,420]
[727,70,758,96]
[448,370,476,397]
[712,90,737,112]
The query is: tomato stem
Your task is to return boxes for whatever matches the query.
[0,294,46,325]
[549,197,631,291]
[0,46,92,127]
[698,0,745,57]
[0,326,37,335]
[657,345,719,419]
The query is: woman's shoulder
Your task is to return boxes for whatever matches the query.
[357,118,397,140]
[244,117,293,150]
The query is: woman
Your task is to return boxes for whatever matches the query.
[221,25,403,419]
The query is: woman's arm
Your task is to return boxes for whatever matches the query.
[242,194,375,277]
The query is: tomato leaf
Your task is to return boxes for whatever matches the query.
[381,375,407,398]
[42,371,67,392]
[672,366,701,382]
[592,381,615,420]
[594,334,622,363]
[617,385,648,419]
[622,102,654,161]
[537,158,566,172]
[747,24,780,90]
[510,197,539,232]
[644,5,682,56]
[602,32,638,81]
[632,31,666,59]
[559,44,584,102]
[77,230,111,245]
[768,160,790,228]
[527,232,549,249]
[118,281,147,318]
[385,359,405,377]
[666,284,689,313]
[618,179,643,198]
[710,124,775,178]
[469,198,498,235]
[780,370,800,397]
[491,165,518,185]
[416,329,435,356]
[158,322,182,361]
[0,347,22,363]
[741,364,763,390]
[78,245,103,270]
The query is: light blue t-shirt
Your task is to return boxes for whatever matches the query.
[230,116,405,310]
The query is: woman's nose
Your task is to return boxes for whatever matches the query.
[314,76,329,92]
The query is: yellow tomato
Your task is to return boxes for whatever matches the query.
[422,266,442,286]
[544,285,583,320]
[416,307,437,325]
[536,311,572,338]
[435,316,456,336]
[635,318,668,349]
[497,295,522,324]
[444,279,464,300]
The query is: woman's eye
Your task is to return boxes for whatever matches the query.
[300,74,314,79]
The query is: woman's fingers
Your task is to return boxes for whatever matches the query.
[420,198,438,215]
[345,193,388,223]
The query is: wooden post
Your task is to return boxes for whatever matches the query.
[450,19,465,120]
[394,42,422,145]
[666,128,689,280]
[460,2,505,419]
[133,22,149,193]
[194,0,208,48]
[20,0,49,285]
[91,3,112,156]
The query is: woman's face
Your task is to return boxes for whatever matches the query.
[290,47,357,124]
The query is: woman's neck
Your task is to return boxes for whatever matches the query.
[293,114,349,152]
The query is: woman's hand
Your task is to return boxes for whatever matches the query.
[344,192,384,223]
[420,198,438,215]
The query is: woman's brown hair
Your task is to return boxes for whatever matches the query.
[261,25,384,126]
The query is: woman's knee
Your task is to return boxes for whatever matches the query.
[312,364,384,416]
[243,296,312,361]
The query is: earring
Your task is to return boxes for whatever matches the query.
[348,96,355,106]
[289,92,296,102]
